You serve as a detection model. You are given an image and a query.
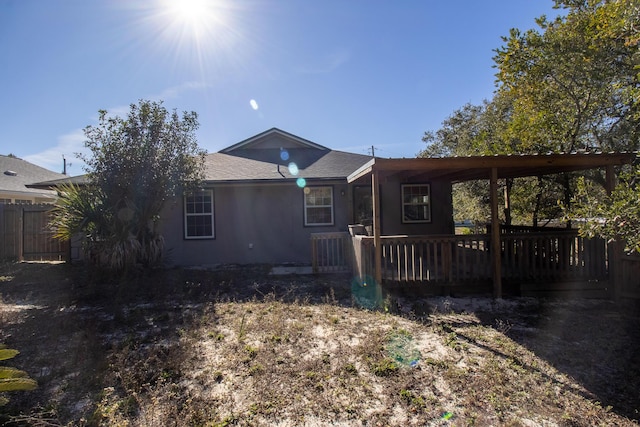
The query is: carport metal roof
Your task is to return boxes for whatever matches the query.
[347,152,636,184]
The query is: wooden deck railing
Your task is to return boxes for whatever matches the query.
[500,231,607,282]
[310,232,351,273]
[349,231,607,285]
[353,235,492,283]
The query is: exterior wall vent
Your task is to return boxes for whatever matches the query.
[4,170,17,176]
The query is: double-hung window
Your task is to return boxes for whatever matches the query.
[304,186,334,226]
[184,190,214,239]
[401,184,431,223]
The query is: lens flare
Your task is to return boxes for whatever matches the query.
[297,178,307,188]
[288,162,299,176]
[250,99,259,110]
[280,149,289,161]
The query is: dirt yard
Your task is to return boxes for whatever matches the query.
[0,261,639,426]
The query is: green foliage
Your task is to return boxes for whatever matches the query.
[0,349,19,361]
[51,100,206,271]
[570,165,640,253]
[421,0,640,226]
[494,0,640,154]
[0,346,37,406]
[371,358,399,377]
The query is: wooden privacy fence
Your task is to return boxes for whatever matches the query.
[501,231,608,282]
[620,252,640,299]
[0,204,68,262]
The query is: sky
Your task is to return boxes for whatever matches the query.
[0,0,561,175]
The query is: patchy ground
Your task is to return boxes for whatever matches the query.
[0,261,639,426]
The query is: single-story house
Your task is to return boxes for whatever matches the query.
[28,128,382,265]
[28,128,637,297]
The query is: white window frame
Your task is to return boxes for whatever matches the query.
[401,184,431,223]
[304,186,334,226]
[184,190,215,239]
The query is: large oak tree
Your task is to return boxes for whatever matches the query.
[421,0,640,241]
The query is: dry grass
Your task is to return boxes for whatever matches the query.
[0,261,639,426]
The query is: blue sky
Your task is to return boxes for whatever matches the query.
[1,0,560,175]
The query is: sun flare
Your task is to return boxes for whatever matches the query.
[168,0,208,28]
[159,0,227,41]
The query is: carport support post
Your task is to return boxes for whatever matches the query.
[605,164,622,300]
[372,170,382,286]
[490,167,502,299]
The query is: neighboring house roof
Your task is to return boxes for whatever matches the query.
[206,128,372,183]
[0,155,67,200]
[28,174,89,189]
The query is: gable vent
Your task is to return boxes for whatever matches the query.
[4,170,17,176]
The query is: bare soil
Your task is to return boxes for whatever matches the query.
[0,261,639,426]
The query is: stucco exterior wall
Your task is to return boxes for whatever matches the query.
[378,176,453,236]
[159,180,351,266]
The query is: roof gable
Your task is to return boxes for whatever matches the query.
[220,128,328,153]
[205,129,372,183]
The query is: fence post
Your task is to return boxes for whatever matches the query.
[609,240,624,300]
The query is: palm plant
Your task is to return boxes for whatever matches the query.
[0,346,37,406]
[50,183,163,270]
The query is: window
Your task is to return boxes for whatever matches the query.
[402,184,431,223]
[184,190,214,239]
[304,186,334,226]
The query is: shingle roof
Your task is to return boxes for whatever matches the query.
[204,149,372,183]
[206,128,372,183]
[27,174,89,189]
[0,155,66,197]
[26,129,374,188]
[220,128,328,152]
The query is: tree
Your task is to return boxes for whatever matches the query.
[418,96,557,226]
[421,0,640,231]
[571,169,640,253]
[492,0,640,227]
[494,0,640,155]
[52,100,206,270]
[419,103,493,226]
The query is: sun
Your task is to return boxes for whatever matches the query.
[168,0,208,28]
[125,0,244,74]
[159,0,226,41]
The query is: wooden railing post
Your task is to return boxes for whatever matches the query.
[490,167,502,298]
[372,171,382,285]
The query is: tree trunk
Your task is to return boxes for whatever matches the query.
[503,178,513,226]
[563,173,572,229]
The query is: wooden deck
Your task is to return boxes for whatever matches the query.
[311,230,625,297]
